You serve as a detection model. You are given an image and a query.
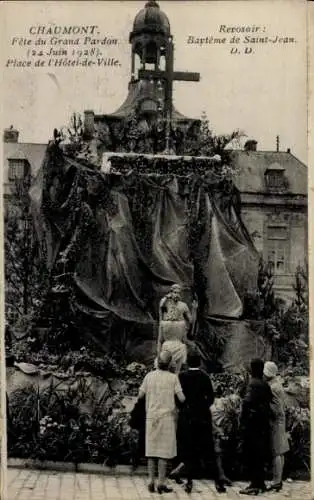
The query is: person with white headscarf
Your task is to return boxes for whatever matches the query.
[263,361,289,492]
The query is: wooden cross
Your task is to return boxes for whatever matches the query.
[138,38,200,122]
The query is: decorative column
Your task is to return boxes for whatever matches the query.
[155,46,160,70]
[131,50,135,79]
[141,46,147,68]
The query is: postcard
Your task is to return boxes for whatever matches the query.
[0,1,311,499]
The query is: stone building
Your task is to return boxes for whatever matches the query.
[3,126,46,217]
[230,142,307,302]
[3,127,47,324]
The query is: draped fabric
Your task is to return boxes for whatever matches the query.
[30,142,259,332]
[151,177,194,287]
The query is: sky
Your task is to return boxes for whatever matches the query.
[2,0,308,164]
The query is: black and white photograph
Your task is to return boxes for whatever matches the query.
[1,1,311,499]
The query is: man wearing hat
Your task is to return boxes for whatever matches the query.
[239,358,273,496]
[263,361,289,492]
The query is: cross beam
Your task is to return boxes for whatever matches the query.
[138,69,200,82]
[138,38,200,122]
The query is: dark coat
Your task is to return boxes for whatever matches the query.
[240,377,273,462]
[177,368,216,465]
[130,397,145,431]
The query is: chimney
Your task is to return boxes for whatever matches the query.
[83,110,95,139]
[3,125,19,143]
[244,139,258,152]
[276,135,279,152]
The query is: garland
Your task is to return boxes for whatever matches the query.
[106,153,233,177]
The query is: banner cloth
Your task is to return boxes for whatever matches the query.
[30,142,259,329]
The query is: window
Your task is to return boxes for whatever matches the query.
[8,159,26,181]
[264,164,287,190]
[266,171,285,188]
[6,203,22,219]
[266,240,287,273]
[265,225,289,273]
[267,225,288,240]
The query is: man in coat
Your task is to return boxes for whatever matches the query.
[239,358,273,495]
[172,349,226,493]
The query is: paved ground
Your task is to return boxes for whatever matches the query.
[7,468,312,500]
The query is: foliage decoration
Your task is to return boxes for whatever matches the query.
[4,175,49,340]
[7,366,309,478]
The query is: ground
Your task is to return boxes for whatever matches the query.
[7,468,312,500]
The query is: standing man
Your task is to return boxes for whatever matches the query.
[239,358,273,496]
[263,361,289,492]
[171,349,227,494]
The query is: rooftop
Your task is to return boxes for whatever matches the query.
[229,150,307,196]
[3,142,47,180]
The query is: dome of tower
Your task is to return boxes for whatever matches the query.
[130,1,170,38]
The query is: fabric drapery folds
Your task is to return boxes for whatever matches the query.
[30,143,259,331]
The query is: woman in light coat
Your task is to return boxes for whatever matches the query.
[263,361,289,492]
[138,349,185,494]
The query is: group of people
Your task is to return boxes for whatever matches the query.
[239,358,289,495]
[132,284,289,495]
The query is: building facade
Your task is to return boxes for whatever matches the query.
[3,126,46,217]
[230,145,308,302]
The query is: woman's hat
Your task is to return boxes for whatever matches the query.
[263,361,278,379]
[157,349,172,369]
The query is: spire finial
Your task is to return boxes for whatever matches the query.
[145,0,159,7]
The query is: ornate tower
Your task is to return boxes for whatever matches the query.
[127,0,171,120]
[129,0,171,79]
[83,0,200,154]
